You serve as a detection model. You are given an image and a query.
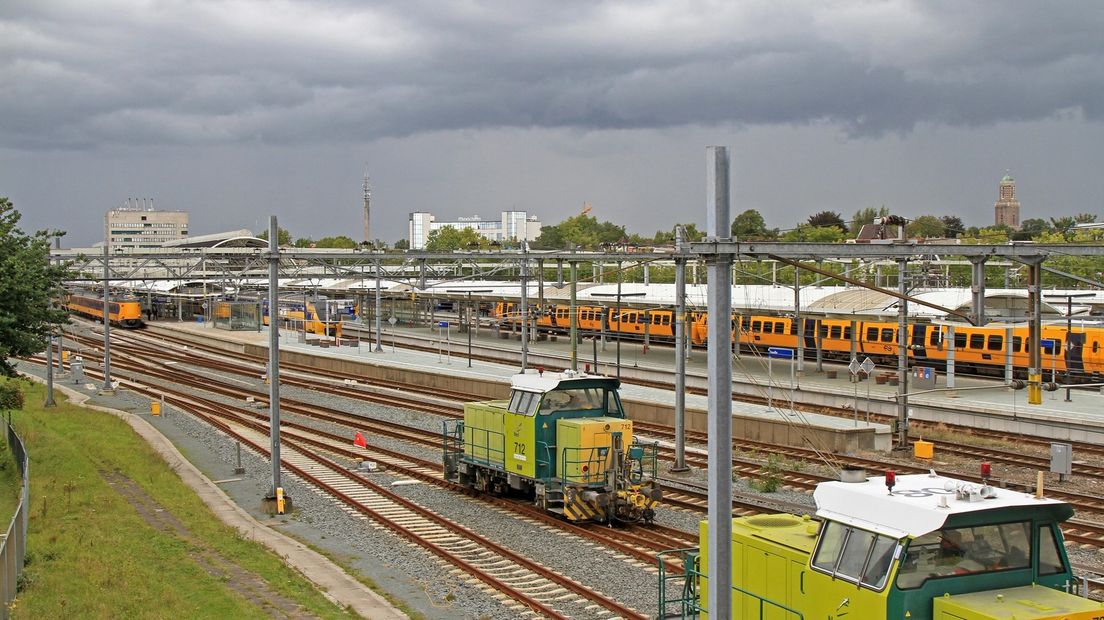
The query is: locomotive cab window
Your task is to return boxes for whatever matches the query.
[508,390,540,416]
[896,521,1031,590]
[812,521,898,591]
[1039,524,1066,576]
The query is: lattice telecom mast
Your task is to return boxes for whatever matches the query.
[362,169,372,244]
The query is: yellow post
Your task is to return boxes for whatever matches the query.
[1028,371,1042,405]
[276,487,286,514]
[62,350,70,363]
[150,401,161,416]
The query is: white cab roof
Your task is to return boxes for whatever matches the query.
[510,369,615,393]
[815,472,1067,540]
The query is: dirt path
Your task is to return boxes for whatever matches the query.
[101,469,316,620]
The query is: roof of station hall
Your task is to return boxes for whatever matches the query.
[106,276,1104,321]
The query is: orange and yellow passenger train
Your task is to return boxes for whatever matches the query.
[495,302,1104,379]
[66,294,145,328]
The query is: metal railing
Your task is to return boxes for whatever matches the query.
[0,422,29,619]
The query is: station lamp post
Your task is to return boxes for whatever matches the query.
[590,290,646,380]
[447,289,493,368]
[1044,292,1095,402]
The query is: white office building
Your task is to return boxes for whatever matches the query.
[105,200,189,252]
[408,211,542,250]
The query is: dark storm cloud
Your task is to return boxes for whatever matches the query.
[3,1,1103,150]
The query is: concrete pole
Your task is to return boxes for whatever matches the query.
[267,216,284,495]
[946,326,956,389]
[1027,260,1043,405]
[1004,326,1014,385]
[794,266,804,374]
[570,262,578,371]
[672,225,689,472]
[897,259,909,447]
[705,146,733,615]
[520,254,529,370]
[45,334,56,407]
[102,244,112,391]
[374,259,383,352]
[970,257,988,326]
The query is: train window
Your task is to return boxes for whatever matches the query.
[812,521,847,572]
[818,324,829,338]
[786,321,796,335]
[1038,525,1065,576]
[1094,341,1100,354]
[763,322,774,334]
[881,328,895,343]
[953,332,966,348]
[812,522,897,591]
[1044,339,1060,355]
[896,522,1031,590]
[867,327,878,341]
[929,330,941,346]
[752,320,762,332]
[843,327,852,340]
[741,316,750,331]
[1012,336,1022,352]
[836,528,877,581]
[987,335,1002,351]
[830,326,842,339]
[969,334,984,349]
[777,322,786,334]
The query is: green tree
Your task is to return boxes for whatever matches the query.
[940,215,966,237]
[0,198,69,376]
[731,209,771,240]
[851,206,890,231]
[1050,216,1077,238]
[314,236,357,249]
[532,214,625,250]
[905,215,945,238]
[256,226,292,246]
[781,225,845,243]
[807,211,848,233]
[393,238,410,250]
[1015,218,1052,241]
[424,226,490,251]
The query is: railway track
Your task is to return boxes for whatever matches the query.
[58,324,1104,542]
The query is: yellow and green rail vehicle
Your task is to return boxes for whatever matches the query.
[658,470,1104,619]
[443,369,662,523]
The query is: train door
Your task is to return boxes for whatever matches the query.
[1066,332,1085,375]
[803,319,817,352]
[911,325,928,359]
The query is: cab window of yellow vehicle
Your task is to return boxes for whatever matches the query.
[812,521,898,590]
[508,391,540,416]
[1039,525,1065,576]
[896,522,1030,590]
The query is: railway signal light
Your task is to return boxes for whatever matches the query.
[981,462,991,482]
[885,470,896,494]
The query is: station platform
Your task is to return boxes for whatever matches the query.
[142,316,1104,449]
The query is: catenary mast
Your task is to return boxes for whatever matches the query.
[362,169,372,244]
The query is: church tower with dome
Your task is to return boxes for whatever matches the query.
[994,171,1021,230]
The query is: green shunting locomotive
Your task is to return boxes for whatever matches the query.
[658,469,1104,619]
[443,369,662,523]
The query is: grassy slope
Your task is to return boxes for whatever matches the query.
[6,379,355,619]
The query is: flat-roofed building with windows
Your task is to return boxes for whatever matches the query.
[105,200,189,252]
[408,210,541,249]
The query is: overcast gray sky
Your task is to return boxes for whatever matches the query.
[3,1,1103,247]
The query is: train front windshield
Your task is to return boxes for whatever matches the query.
[895,521,1060,589]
